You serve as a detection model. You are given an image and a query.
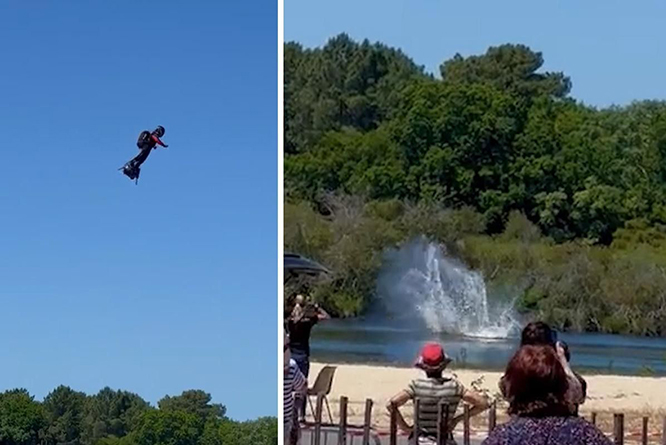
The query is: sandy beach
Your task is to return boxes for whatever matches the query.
[306,362,666,440]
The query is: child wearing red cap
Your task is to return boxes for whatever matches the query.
[387,342,489,445]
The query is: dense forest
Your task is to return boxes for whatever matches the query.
[0,386,276,445]
[284,34,666,336]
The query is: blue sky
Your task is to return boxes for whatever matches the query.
[0,2,276,420]
[285,0,666,108]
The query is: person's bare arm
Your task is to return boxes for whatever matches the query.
[556,342,583,403]
[292,365,308,397]
[451,389,490,427]
[317,305,330,320]
[386,390,412,434]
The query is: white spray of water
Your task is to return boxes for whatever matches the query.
[376,237,520,339]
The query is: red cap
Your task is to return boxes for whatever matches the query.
[415,342,451,371]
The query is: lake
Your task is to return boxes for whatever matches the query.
[310,317,666,376]
[309,238,666,376]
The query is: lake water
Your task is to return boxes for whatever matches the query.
[308,237,666,376]
[310,317,666,376]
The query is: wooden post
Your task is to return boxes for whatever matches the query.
[437,402,449,445]
[362,399,373,445]
[592,412,597,426]
[314,395,324,445]
[463,404,471,445]
[444,403,450,445]
[389,402,397,445]
[437,402,444,445]
[338,396,348,445]
[488,400,497,434]
[642,416,649,445]
[413,399,421,445]
[614,413,624,445]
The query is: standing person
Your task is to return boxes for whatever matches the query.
[288,295,330,377]
[560,340,587,415]
[287,295,329,420]
[284,330,307,444]
[499,322,584,413]
[386,342,490,445]
[482,345,610,445]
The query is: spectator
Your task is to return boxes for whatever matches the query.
[520,321,557,347]
[284,330,306,445]
[483,345,611,445]
[387,342,489,445]
[499,322,584,413]
[288,295,329,377]
[288,294,329,420]
[560,340,588,415]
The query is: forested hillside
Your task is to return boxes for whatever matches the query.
[0,386,276,445]
[284,34,666,336]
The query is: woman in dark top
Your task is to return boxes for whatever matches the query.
[483,345,611,445]
[287,294,329,420]
[287,295,329,378]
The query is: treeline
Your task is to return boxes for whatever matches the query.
[0,386,276,445]
[284,34,666,336]
[286,198,666,336]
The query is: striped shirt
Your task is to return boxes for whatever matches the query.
[284,358,306,434]
[406,375,465,440]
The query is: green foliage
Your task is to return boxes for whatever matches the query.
[0,387,274,445]
[216,418,278,445]
[285,194,666,336]
[285,195,490,317]
[130,410,202,445]
[0,389,46,445]
[461,234,666,336]
[81,387,150,445]
[43,385,87,444]
[439,44,571,101]
[285,34,666,244]
[501,211,542,243]
[284,34,427,154]
[284,35,666,336]
[157,390,226,422]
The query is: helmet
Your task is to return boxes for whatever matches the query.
[153,125,165,137]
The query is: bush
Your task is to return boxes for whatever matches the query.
[284,195,666,336]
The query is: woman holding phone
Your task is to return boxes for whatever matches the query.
[498,322,585,413]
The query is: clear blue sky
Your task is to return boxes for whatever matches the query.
[285,0,666,108]
[0,2,275,420]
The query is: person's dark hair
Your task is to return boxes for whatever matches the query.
[503,345,571,417]
[521,321,556,347]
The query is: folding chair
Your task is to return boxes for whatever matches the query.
[307,365,337,423]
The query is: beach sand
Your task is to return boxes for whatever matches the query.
[306,362,666,441]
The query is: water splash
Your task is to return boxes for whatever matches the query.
[376,237,520,339]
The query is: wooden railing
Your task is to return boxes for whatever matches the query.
[304,394,666,445]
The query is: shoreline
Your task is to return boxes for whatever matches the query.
[309,324,666,378]
[307,361,666,430]
[309,357,665,377]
